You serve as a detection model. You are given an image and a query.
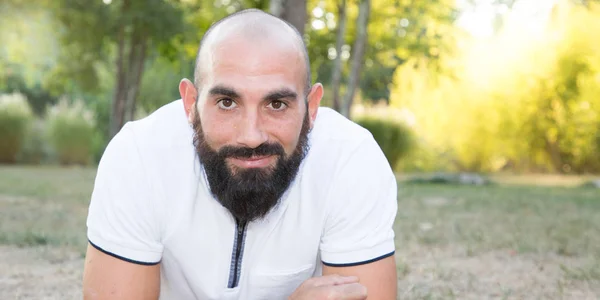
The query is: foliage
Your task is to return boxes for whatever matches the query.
[0,67,58,116]
[0,4,60,115]
[0,93,34,163]
[306,0,458,104]
[490,2,600,173]
[391,2,600,173]
[398,140,456,173]
[137,56,181,113]
[46,0,184,92]
[17,119,52,165]
[46,98,97,165]
[353,105,415,171]
[2,0,600,175]
[45,0,188,137]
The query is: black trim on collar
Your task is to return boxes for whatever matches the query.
[88,239,161,266]
[322,251,395,267]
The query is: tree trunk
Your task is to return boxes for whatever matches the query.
[270,0,307,36]
[545,135,565,173]
[109,0,148,138]
[110,0,129,139]
[331,0,347,112]
[124,31,147,123]
[341,0,370,118]
[269,0,285,17]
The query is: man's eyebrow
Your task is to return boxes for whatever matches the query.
[264,88,298,101]
[209,85,240,99]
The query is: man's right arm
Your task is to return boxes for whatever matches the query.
[83,244,160,300]
[84,125,164,299]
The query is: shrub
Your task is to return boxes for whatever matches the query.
[388,2,600,173]
[354,116,415,171]
[46,97,97,165]
[398,141,456,173]
[0,93,33,163]
[17,119,52,164]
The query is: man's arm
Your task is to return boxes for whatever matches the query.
[83,243,160,300]
[317,134,399,299]
[84,125,164,299]
[323,256,397,300]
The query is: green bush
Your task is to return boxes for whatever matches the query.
[17,119,52,164]
[388,3,600,174]
[355,116,415,171]
[398,142,456,172]
[86,95,110,164]
[46,98,97,165]
[0,93,33,163]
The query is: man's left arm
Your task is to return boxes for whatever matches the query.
[319,135,398,300]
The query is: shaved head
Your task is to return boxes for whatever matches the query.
[193,9,311,97]
[180,9,324,223]
[187,9,316,223]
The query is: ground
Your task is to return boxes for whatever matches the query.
[0,166,598,299]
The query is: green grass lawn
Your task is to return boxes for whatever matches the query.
[394,183,600,298]
[395,183,600,258]
[0,165,598,299]
[0,165,96,252]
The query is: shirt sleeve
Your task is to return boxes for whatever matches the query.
[319,135,398,266]
[86,123,163,265]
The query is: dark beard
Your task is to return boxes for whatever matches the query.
[192,108,311,224]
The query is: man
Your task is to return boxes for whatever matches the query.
[83,9,397,300]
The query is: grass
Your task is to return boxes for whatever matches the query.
[0,165,598,298]
[393,181,600,298]
[394,183,600,257]
[0,165,96,253]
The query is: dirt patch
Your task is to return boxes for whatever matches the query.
[1,244,598,299]
[397,245,600,299]
[0,246,83,300]
[0,194,34,205]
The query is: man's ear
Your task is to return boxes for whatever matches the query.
[179,78,198,122]
[307,83,323,128]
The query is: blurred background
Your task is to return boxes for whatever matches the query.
[1,0,600,299]
[1,0,599,174]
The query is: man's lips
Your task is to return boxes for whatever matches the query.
[228,155,276,168]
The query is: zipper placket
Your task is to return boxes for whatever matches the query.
[227,219,247,289]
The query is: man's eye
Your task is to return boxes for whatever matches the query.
[217,99,237,110]
[268,100,287,111]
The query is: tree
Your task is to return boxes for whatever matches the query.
[48,0,185,138]
[330,0,347,112]
[340,0,370,118]
[0,2,60,115]
[322,0,371,118]
[389,0,600,173]
[270,0,309,36]
[307,0,458,114]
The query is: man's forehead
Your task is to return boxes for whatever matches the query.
[215,39,301,68]
[199,36,304,97]
[196,12,306,88]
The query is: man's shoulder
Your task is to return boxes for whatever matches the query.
[309,107,377,161]
[303,107,383,179]
[311,107,373,145]
[126,99,190,141]
[109,99,196,173]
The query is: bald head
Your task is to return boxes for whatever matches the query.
[194,9,311,96]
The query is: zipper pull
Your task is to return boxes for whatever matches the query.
[236,218,247,232]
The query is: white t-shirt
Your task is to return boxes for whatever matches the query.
[86,100,397,299]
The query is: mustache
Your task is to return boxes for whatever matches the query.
[218,142,285,159]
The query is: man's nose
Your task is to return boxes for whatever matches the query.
[236,110,268,149]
